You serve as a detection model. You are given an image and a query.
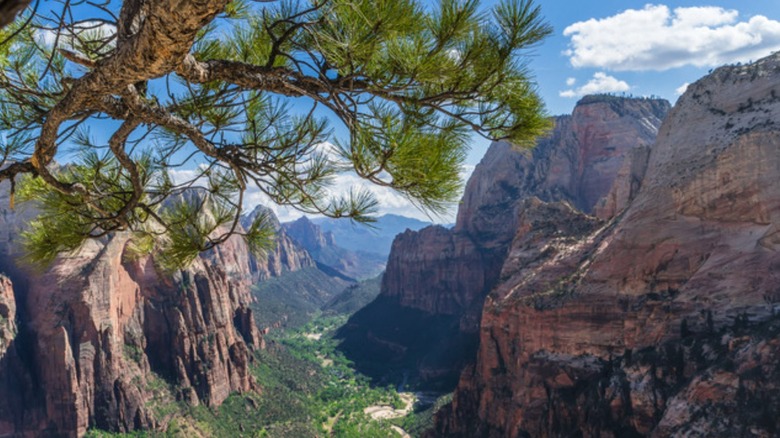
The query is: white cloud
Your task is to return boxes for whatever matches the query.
[559,72,631,98]
[166,145,474,224]
[36,21,117,56]
[447,48,463,62]
[242,164,475,224]
[675,82,690,95]
[565,77,577,86]
[563,4,780,71]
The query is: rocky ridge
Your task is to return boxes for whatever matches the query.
[338,96,670,388]
[283,216,386,280]
[241,205,315,281]
[0,191,316,436]
[0,275,14,355]
[435,53,780,437]
[312,214,432,257]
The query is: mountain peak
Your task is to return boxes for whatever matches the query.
[241,204,282,231]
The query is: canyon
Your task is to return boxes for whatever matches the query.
[0,51,778,438]
[0,183,390,436]
[0,191,319,437]
[434,53,780,436]
[337,94,670,388]
[283,216,387,280]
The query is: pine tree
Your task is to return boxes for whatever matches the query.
[0,0,551,269]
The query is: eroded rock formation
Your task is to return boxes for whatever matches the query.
[0,275,14,355]
[435,53,780,437]
[283,216,386,280]
[0,189,281,436]
[242,205,315,281]
[338,96,670,388]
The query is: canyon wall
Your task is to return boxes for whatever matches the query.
[283,216,386,280]
[436,53,780,437]
[0,275,14,355]
[338,96,670,388]
[0,193,314,436]
[242,205,315,281]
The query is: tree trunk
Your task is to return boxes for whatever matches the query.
[0,0,32,30]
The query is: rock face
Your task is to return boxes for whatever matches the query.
[242,205,315,281]
[338,96,670,388]
[456,95,669,240]
[283,216,386,280]
[0,275,14,355]
[435,54,780,437]
[0,190,269,437]
[284,215,337,250]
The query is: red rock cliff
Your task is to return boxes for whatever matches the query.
[338,97,669,388]
[1,233,261,437]
[436,53,780,437]
[0,275,14,355]
[0,191,272,437]
[242,205,315,281]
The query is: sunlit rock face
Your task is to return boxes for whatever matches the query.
[0,274,14,356]
[436,53,780,438]
[338,96,670,389]
[242,205,316,281]
[282,216,387,279]
[0,186,268,437]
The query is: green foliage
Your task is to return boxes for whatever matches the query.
[16,153,156,266]
[322,275,383,316]
[1,0,551,268]
[83,430,149,438]
[249,267,352,328]
[390,393,453,437]
[160,314,414,437]
[87,314,424,437]
[123,344,144,364]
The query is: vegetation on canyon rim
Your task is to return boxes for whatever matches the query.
[0,0,551,269]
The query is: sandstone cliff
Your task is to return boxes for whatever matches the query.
[338,96,670,388]
[241,205,315,281]
[283,216,386,280]
[0,275,14,355]
[0,191,276,437]
[436,53,780,437]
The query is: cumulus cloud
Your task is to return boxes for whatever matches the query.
[559,72,631,98]
[675,82,690,95]
[563,4,780,71]
[37,21,116,52]
[565,77,577,86]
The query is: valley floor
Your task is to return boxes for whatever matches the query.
[85,314,449,438]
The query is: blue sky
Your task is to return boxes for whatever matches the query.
[463,0,780,165]
[25,1,780,223]
[514,0,780,115]
[300,0,780,222]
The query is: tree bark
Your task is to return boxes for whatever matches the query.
[0,0,32,30]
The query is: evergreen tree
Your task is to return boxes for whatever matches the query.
[0,0,551,268]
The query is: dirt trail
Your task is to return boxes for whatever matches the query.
[391,424,411,438]
[363,392,414,420]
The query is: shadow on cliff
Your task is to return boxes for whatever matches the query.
[0,254,46,435]
[335,295,479,391]
[435,311,780,437]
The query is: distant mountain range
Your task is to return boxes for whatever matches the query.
[310,214,432,257]
[282,216,388,280]
[246,213,428,330]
